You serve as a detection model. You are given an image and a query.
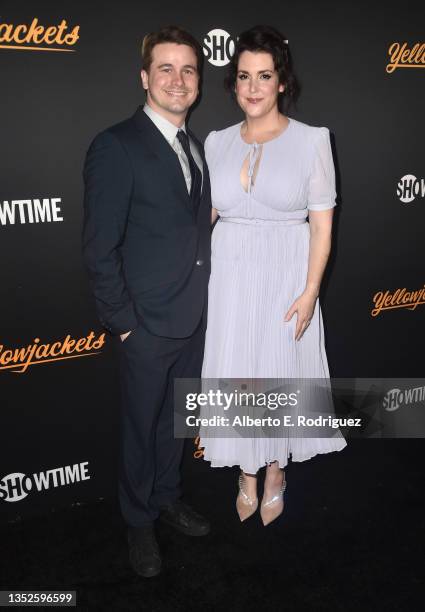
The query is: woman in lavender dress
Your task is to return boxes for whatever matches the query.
[200,26,346,525]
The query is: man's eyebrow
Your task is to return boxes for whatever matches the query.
[157,63,197,70]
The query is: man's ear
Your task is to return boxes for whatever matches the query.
[141,69,149,90]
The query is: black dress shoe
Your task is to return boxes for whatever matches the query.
[127,526,162,578]
[159,500,210,536]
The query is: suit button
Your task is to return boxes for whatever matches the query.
[196,259,204,266]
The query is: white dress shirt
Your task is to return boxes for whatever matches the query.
[143,103,203,194]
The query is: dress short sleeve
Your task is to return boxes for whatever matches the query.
[307,127,337,211]
[204,130,217,166]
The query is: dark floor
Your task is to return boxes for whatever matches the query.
[1,440,423,611]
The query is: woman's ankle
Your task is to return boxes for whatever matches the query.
[241,471,258,495]
[265,466,284,486]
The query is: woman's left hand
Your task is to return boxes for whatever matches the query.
[284,289,318,341]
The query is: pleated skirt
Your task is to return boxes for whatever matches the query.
[200,218,347,473]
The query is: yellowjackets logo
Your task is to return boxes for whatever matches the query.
[193,436,204,459]
[386,42,425,73]
[0,331,105,373]
[0,17,80,52]
[371,285,425,316]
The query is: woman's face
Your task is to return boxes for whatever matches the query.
[235,50,284,119]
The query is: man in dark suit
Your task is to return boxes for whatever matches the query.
[83,26,211,578]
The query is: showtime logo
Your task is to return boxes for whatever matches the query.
[0,462,90,502]
[383,386,425,411]
[397,175,425,203]
[0,197,64,225]
[203,29,235,66]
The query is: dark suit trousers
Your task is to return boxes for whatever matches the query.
[118,319,205,527]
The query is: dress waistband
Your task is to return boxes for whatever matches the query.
[220,217,307,227]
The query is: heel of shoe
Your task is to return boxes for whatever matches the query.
[236,473,258,522]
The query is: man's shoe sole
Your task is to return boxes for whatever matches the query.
[135,565,162,578]
[130,559,162,578]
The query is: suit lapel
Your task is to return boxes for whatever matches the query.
[132,107,192,212]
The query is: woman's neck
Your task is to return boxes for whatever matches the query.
[242,109,288,144]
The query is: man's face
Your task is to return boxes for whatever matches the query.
[141,42,199,125]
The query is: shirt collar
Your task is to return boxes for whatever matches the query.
[143,103,186,145]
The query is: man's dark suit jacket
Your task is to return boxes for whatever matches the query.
[83,106,211,338]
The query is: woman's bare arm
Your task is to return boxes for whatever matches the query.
[284,209,334,340]
[304,208,334,297]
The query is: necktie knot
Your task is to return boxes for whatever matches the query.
[176,129,190,154]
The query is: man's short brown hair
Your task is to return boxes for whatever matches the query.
[142,25,203,73]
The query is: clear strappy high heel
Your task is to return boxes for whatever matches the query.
[236,472,258,522]
[260,476,286,526]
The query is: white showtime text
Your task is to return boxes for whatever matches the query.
[0,198,64,225]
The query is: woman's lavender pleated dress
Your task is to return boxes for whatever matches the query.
[200,118,347,474]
